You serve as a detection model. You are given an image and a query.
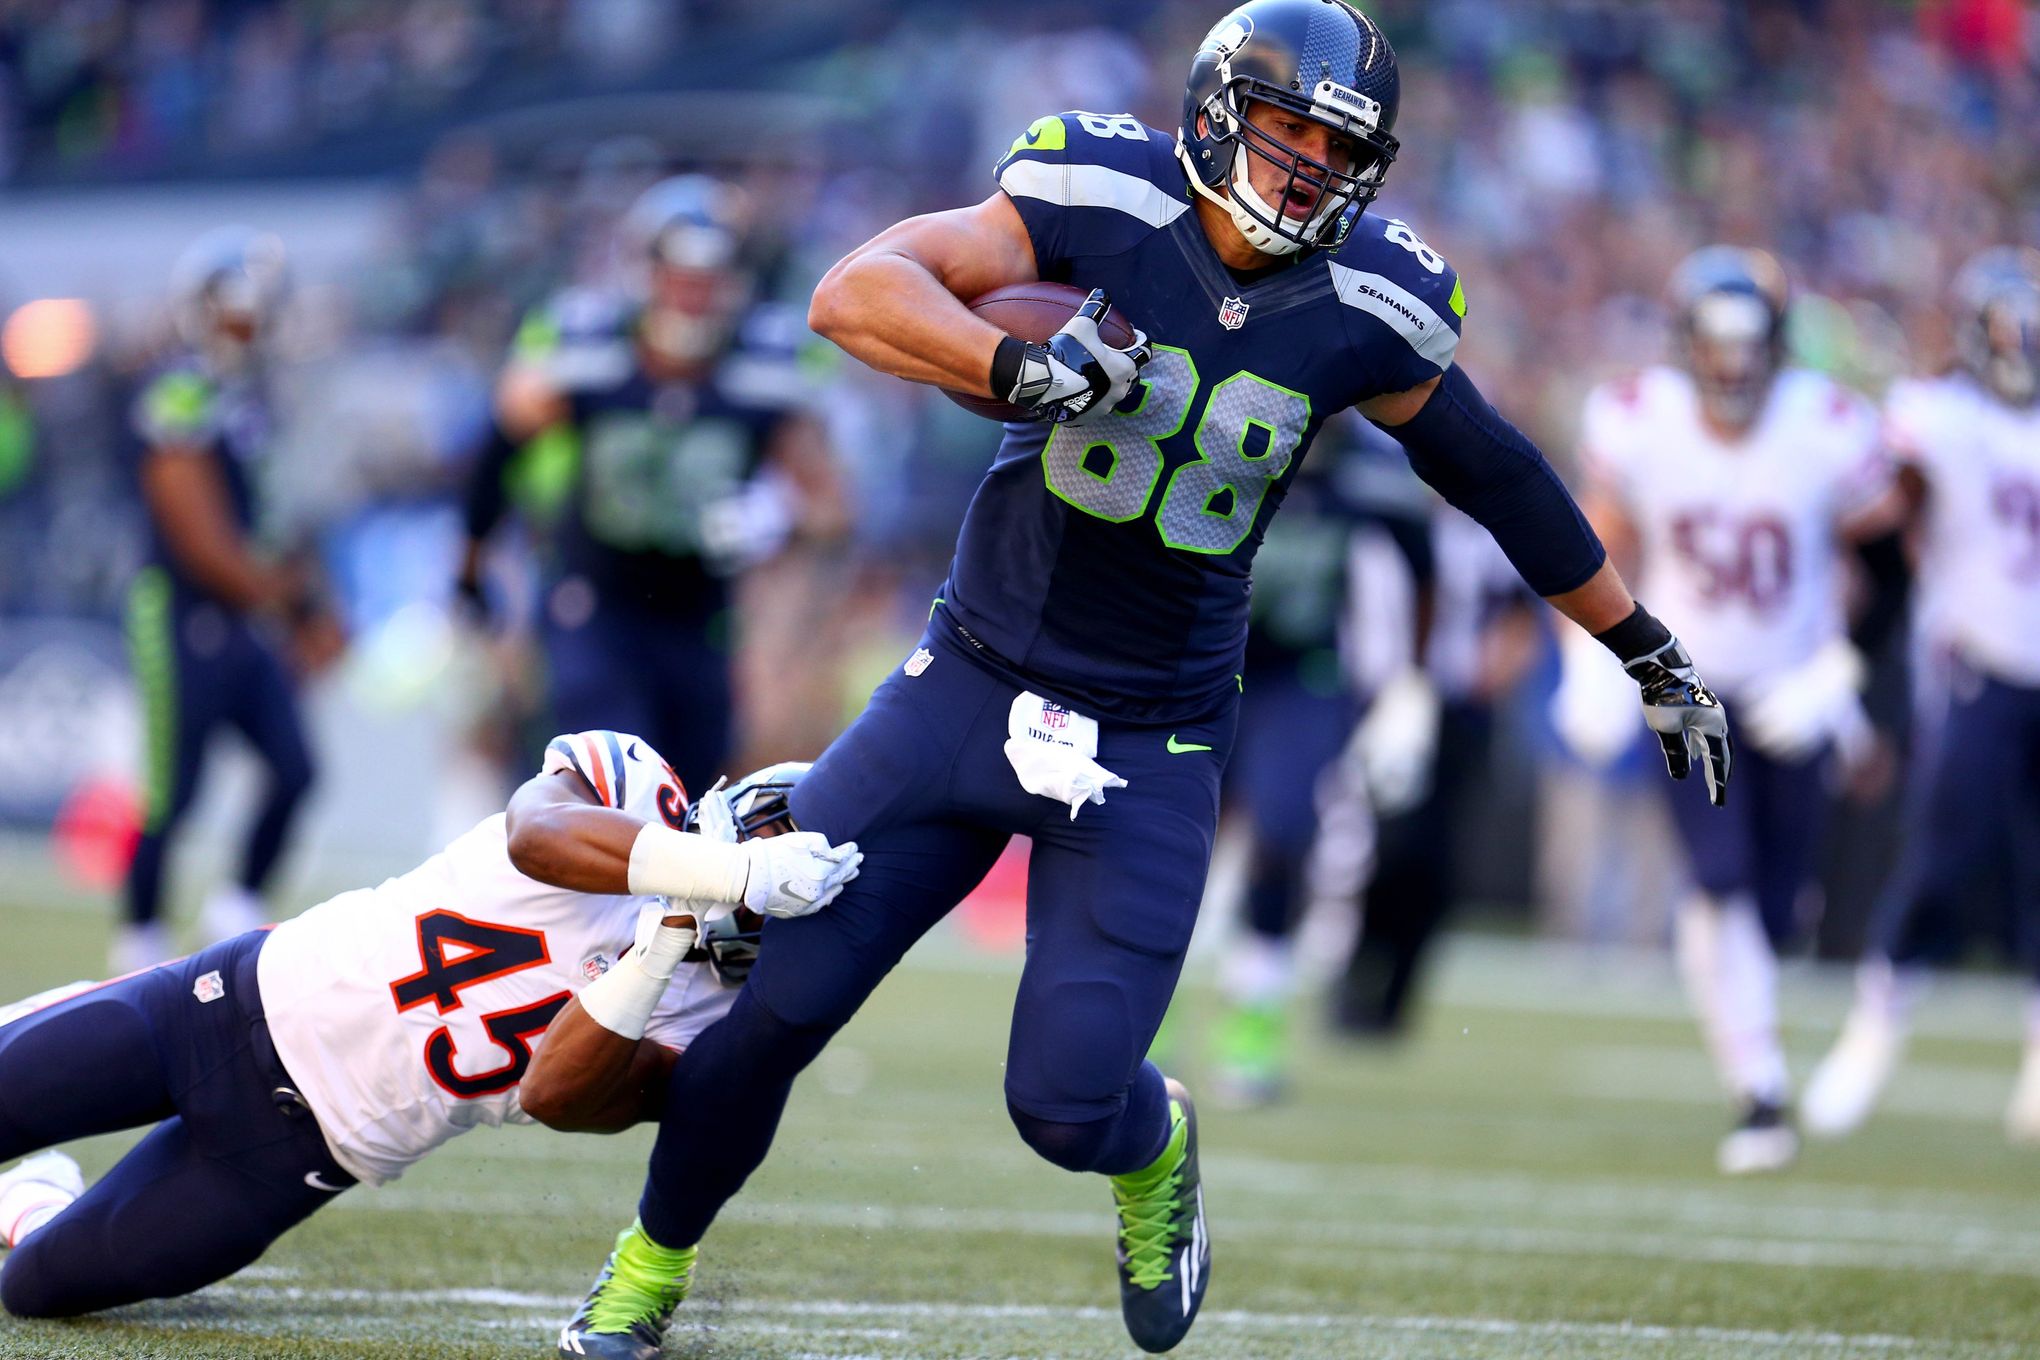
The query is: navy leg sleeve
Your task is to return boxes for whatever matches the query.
[1378,365,1606,598]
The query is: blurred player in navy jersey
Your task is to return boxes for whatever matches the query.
[1206,421,1432,1104]
[558,5,1731,1354]
[457,174,845,796]
[1805,248,2040,1144]
[1575,247,1905,1175]
[118,229,344,974]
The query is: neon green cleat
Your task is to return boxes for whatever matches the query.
[1110,1077,1209,1353]
[557,1219,697,1360]
[1211,1000,1289,1107]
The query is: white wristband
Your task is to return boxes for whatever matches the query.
[626,823,751,905]
[578,908,699,1041]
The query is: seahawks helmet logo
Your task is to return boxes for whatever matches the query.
[1206,14,1253,57]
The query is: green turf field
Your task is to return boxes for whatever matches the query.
[3,888,2038,1360]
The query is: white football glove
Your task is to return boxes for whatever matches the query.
[1005,289,1151,427]
[737,831,863,918]
[1348,668,1440,817]
[1741,640,1869,763]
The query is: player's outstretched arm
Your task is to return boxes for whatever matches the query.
[808,193,1040,396]
[506,771,864,911]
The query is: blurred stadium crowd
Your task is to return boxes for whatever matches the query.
[0,0,2033,982]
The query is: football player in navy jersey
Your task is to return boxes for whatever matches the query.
[457,175,844,795]
[558,4,1732,1355]
[119,229,341,974]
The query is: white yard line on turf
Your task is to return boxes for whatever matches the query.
[198,1285,1950,1353]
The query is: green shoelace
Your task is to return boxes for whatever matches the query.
[586,1219,698,1333]
[1111,1105,1188,1291]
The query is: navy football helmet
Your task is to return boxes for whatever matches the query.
[620,174,753,364]
[1952,247,2040,407]
[684,760,811,984]
[1668,245,1790,432]
[1177,0,1401,257]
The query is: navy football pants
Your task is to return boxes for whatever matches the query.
[543,589,732,798]
[637,625,1235,1248]
[1876,669,2040,979]
[124,573,316,927]
[0,933,354,1318]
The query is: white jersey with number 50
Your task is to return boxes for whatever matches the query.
[1582,366,1891,694]
[1886,374,2040,687]
[256,731,735,1187]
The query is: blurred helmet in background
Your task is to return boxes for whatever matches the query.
[619,174,754,365]
[1952,247,2040,407]
[170,225,289,357]
[1668,245,1789,434]
[1177,0,1401,257]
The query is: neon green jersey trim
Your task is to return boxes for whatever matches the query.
[1006,114,1066,159]
[1448,276,1467,319]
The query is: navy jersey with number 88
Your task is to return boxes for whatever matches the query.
[938,110,1466,721]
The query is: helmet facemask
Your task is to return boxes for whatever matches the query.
[1188,81,1395,258]
[1684,290,1781,433]
[1971,289,2040,407]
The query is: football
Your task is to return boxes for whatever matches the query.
[944,281,1141,421]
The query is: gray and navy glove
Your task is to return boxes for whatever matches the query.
[1598,604,1732,807]
[996,289,1150,425]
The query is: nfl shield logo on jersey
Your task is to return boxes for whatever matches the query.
[904,647,934,677]
[1217,296,1249,330]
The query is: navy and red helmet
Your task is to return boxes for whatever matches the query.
[1952,247,2040,407]
[1668,245,1791,430]
[1176,0,1402,257]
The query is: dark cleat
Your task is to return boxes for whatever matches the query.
[1109,1077,1210,1352]
[557,1219,696,1360]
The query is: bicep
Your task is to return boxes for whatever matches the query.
[850,192,1039,301]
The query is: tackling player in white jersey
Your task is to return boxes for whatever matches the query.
[1804,248,2040,1144]
[1572,247,1904,1174]
[0,735,860,1318]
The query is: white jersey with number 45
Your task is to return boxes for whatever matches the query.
[1583,366,1891,694]
[1886,374,2040,687]
[257,731,736,1187]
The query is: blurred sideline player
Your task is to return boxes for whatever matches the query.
[1206,425,1432,1103]
[1804,248,2040,1143]
[119,229,345,973]
[556,5,1733,1355]
[0,739,859,1319]
[1330,501,1541,1039]
[457,175,845,794]
[1575,247,1905,1174]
